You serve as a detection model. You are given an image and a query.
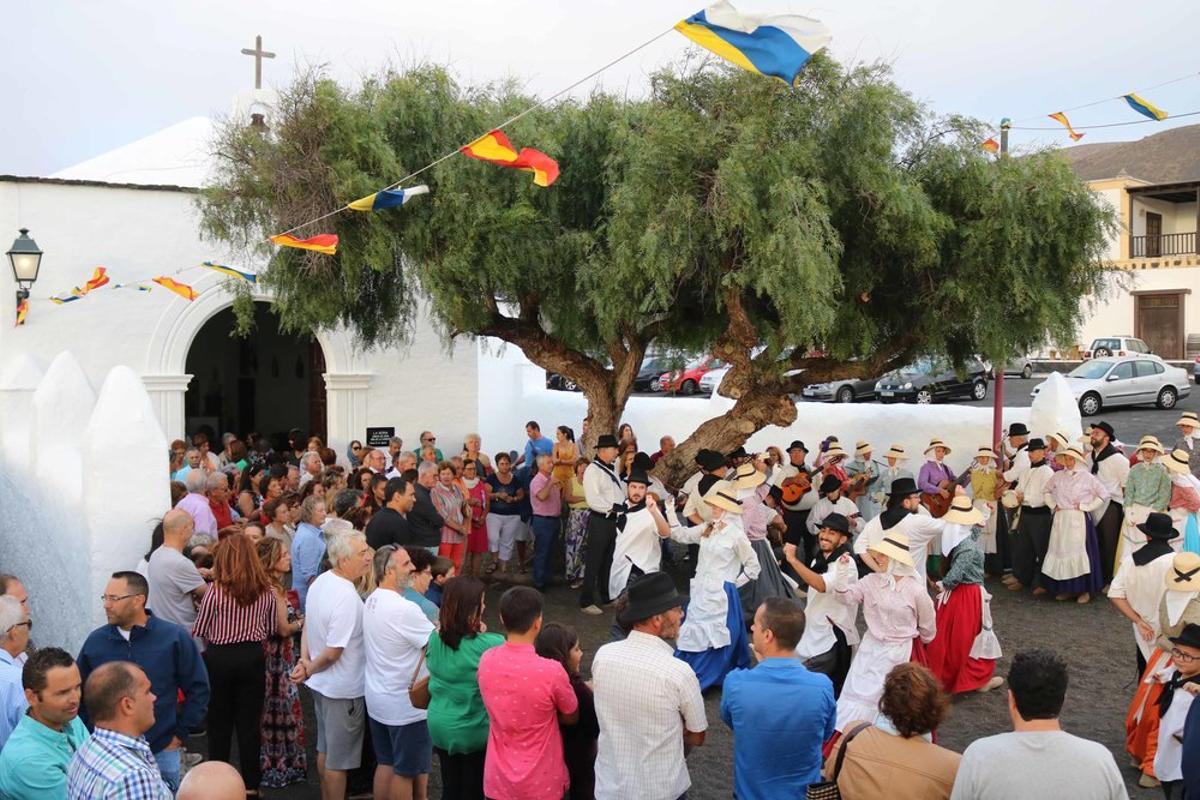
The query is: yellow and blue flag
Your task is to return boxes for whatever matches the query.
[675,1,831,84]
[202,261,258,284]
[348,184,429,212]
[1123,93,1168,122]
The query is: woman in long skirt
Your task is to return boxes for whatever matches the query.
[256,537,307,788]
[1165,448,1200,554]
[671,481,760,690]
[562,459,591,588]
[732,463,793,624]
[1041,446,1109,604]
[832,531,936,732]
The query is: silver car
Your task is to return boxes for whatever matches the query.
[1030,355,1190,416]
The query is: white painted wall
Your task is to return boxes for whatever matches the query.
[1074,267,1200,353]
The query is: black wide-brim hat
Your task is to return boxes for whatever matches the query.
[1137,512,1179,541]
[819,512,851,536]
[1093,421,1115,439]
[696,449,727,472]
[596,434,620,449]
[632,452,654,472]
[787,440,807,453]
[888,476,919,497]
[819,474,842,496]
[727,446,750,460]
[1169,622,1200,651]
[626,469,650,486]
[1008,422,1029,437]
[619,571,686,626]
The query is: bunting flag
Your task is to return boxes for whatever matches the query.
[1048,111,1085,141]
[460,131,560,187]
[79,267,110,294]
[152,276,199,301]
[981,138,1000,154]
[270,233,339,255]
[675,1,831,84]
[348,184,430,212]
[15,298,27,327]
[202,261,258,284]
[1123,93,1168,122]
[49,291,83,305]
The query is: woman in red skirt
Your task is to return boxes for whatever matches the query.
[460,459,491,577]
[926,495,1005,694]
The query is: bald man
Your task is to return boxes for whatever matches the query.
[177,761,244,799]
[146,510,207,631]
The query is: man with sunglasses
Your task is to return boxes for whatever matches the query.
[76,571,210,793]
[0,595,31,749]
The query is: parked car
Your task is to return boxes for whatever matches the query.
[1031,355,1189,416]
[801,376,879,403]
[1083,336,1152,360]
[545,372,579,392]
[699,365,729,395]
[659,355,725,395]
[634,355,673,392]
[874,358,989,404]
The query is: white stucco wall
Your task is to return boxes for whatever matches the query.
[1074,267,1200,353]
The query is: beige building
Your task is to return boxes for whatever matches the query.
[1065,125,1200,360]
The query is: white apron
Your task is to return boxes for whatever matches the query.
[1042,508,1090,580]
[835,632,911,731]
[1153,687,1195,782]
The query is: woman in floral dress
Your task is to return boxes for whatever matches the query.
[255,536,307,788]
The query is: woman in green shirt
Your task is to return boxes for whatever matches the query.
[426,576,502,800]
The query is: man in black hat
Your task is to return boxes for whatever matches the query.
[771,441,816,565]
[1090,421,1130,588]
[580,434,626,615]
[855,476,960,581]
[1006,438,1054,592]
[1108,511,1179,679]
[592,572,706,800]
[782,513,857,695]
[608,470,674,603]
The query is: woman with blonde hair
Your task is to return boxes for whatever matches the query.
[254,537,306,789]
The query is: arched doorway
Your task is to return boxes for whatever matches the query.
[183,302,327,444]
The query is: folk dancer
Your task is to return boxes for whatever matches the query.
[856,477,959,583]
[831,531,936,732]
[782,513,859,696]
[1126,551,1200,790]
[671,482,761,690]
[579,434,626,615]
[846,441,882,520]
[998,423,1032,573]
[1109,513,1178,678]
[1041,445,1109,604]
[1152,624,1200,796]
[607,469,674,603]
[1173,411,1200,479]
[1004,438,1054,593]
[808,475,863,540]
[732,463,793,622]
[1089,421,1131,588]
[1123,436,1172,559]
[926,496,1005,694]
[918,438,958,520]
[875,445,914,512]
[1164,449,1200,554]
[968,447,1002,572]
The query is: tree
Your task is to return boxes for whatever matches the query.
[201,57,1114,485]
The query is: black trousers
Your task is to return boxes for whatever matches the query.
[802,627,851,698]
[781,508,810,585]
[1095,501,1124,585]
[1011,508,1052,587]
[436,747,486,800]
[579,512,617,608]
[204,640,267,790]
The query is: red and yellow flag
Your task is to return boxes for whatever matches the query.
[1048,111,1084,141]
[152,276,199,301]
[981,138,1000,154]
[270,233,339,255]
[80,266,110,294]
[14,298,27,327]
[460,130,560,187]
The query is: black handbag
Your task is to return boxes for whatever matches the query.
[805,722,873,800]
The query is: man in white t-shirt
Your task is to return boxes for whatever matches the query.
[363,544,435,800]
[291,530,372,799]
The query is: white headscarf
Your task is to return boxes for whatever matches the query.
[1171,470,1200,496]
[878,554,916,592]
[941,522,972,557]
[1166,590,1199,627]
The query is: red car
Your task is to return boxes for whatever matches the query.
[658,356,725,395]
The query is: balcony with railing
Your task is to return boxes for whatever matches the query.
[1131,231,1198,258]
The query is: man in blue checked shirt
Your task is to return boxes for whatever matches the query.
[66,662,172,799]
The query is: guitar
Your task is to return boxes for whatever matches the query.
[780,471,813,505]
[921,477,955,518]
[845,471,873,501]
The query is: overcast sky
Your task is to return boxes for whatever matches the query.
[4,0,1197,176]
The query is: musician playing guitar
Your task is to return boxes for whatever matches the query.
[918,438,958,518]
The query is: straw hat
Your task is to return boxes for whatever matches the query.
[732,462,766,490]
[924,438,952,456]
[1137,435,1164,454]
[1048,431,1071,451]
[855,440,872,456]
[702,480,744,514]
[1165,551,1200,592]
[824,443,848,460]
[1166,448,1192,475]
[867,531,914,568]
[975,446,996,461]
[1056,445,1088,464]
[1001,489,1020,509]
[883,445,909,461]
[942,495,984,526]
[1178,411,1200,430]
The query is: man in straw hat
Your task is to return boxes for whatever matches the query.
[918,438,958,518]
[1125,550,1200,790]
[829,530,936,732]
[846,441,882,520]
[607,469,675,604]
[671,481,760,690]
[1004,438,1054,593]
[1173,411,1200,479]
[1164,447,1200,554]
[782,513,858,696]
[856,476,962,582]
[1089,421,1131,589]
[926,496,1005,694]
[877,444,914,507]
[1124,436,1172,557]
[592,572,707,800]
[731,463,793,620]
[579,434,626,615]
[1041,444,1110,604]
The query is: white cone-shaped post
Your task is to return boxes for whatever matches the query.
[30,351,96,502]
[0,353,46,472]
[1029,372,1083,444]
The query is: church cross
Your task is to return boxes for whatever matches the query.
[240,35,276,90]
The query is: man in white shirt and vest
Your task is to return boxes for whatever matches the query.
[1006,438,1055,593]
[580,434,626,615]
[608,470,674,602]
[1090,421,1130,589]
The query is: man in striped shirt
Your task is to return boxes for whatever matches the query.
[67,661,171,799]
